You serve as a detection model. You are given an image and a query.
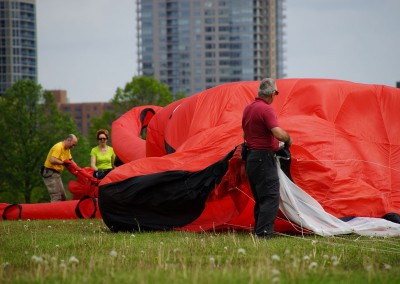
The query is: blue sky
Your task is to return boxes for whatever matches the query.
[37,0,400,102]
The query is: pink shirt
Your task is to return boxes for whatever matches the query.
[242,98,279,151]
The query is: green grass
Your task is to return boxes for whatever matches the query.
[1,219,399,283]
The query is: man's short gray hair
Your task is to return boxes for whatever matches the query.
[66,134,76,141]
[258,78,276,98]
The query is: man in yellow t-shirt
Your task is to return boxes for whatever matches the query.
[42,134,78,202]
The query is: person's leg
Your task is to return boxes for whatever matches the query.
[246,151,279,237]
[59,177,67,201]
[246,151,260,229]
[255,152,280,237]
[43,172,64,202]
[245,150,270,235]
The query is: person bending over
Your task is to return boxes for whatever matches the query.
[41,134,78,202]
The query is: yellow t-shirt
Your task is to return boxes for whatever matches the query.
[44,142,72,172]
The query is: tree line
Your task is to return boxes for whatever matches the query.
[0,76,184,203]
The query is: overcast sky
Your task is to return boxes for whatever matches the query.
[37,0,400,103]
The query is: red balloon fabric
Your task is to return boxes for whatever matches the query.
[281,79,400,218]
[3,78,399,232]
[65,162,99,199]
[0,163,101,221]
[98,78,400,233]
[112,105,163,163]
[1,197,101,220]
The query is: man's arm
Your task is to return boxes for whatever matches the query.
[50,156,64,165]
[271,127,292,146]
[91,156,98,171]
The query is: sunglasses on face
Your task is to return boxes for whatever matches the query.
[98,137,107,141]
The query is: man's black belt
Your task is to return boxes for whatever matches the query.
[248,149,275,153]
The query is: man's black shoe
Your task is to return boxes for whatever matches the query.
[255,233,274,240]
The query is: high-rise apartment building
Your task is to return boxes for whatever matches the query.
[136,0,285,96]
[0,0,37,96]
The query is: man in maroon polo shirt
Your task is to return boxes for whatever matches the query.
[242,78,292,239]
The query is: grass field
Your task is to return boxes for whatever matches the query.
[1,218,399,283]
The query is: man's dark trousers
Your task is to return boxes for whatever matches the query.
[245,149,280,237]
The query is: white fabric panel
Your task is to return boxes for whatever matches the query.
[277,160,400,237]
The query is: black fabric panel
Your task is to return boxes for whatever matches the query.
[164,140,176,154]
[279,158,293,182]
[140,108,156,128]
[2,204,22,220]
[383,213,400,224]
[98,149,235,232]
[75,196,97,219]
[113,156,124,167]
[339,216,356,222]
[340,214,400,225]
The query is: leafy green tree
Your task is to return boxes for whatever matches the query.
[111,75,176,115]
[0,80,88,203]
[174,91,186,101]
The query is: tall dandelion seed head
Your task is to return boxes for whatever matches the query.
[209,257,215,264]
[271,254,280,261]
[237,248,246,255]
[31,255,43,263]
[110,249,118,257]
[383,264,392,270]
[68,256,79,264]
[309,262,318,269]
[271,268,280,276]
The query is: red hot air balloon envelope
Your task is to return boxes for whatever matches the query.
[97,79,400,236]
[2,79,399,236]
